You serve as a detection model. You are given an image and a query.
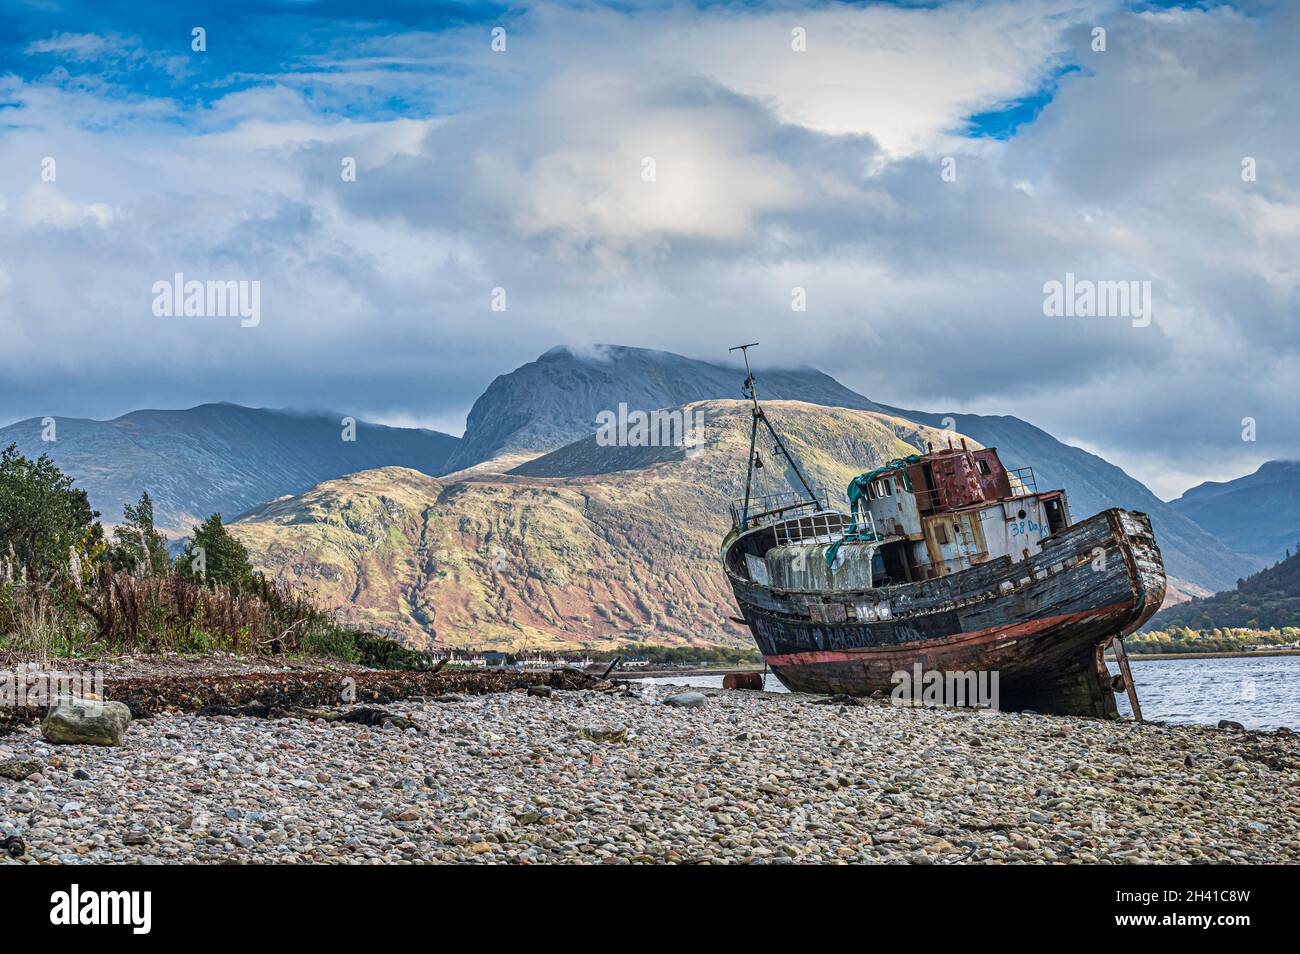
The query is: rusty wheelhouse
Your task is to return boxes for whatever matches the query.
[721,345,1164,717]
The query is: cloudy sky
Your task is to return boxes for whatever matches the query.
[1,0,1296,499]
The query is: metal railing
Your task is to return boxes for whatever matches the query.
[732,464,1044,535]
[772,510,864,546]
[729,485,835,530]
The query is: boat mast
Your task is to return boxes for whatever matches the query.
[728,342,822,527]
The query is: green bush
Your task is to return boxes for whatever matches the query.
[351,630,434,670]
[300,623,433,670]
[302,623,363,665]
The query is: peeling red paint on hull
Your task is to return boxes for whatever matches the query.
[762,600,1134,668]
[766,601,1136,715]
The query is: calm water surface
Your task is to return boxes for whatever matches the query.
[638,654,1300,730]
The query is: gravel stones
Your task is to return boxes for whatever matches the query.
[0,684,1296,864]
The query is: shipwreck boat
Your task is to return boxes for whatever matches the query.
[720,346,1165,717]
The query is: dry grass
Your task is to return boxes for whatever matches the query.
[0,588,61,665]
[0,564,350,662]
[76,566,317,655]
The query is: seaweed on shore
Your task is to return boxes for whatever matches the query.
[0,666,621,734]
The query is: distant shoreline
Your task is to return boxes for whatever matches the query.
[1122,648,1300,662]
[626,665,764,678]
[629,648,1300,676]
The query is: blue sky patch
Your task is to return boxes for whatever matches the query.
[964,64,1082,140]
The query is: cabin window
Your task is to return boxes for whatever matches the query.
[977,460,991,476]
[867,483,877,500]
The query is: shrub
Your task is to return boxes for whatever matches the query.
[302,622,363,665]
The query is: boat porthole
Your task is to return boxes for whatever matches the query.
[1017,509,1027,519]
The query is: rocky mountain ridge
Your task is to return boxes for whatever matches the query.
[1170,460,1300,563]
[0,403,459,534]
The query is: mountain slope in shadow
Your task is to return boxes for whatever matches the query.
[0,403,459,534]
[1171,460,1300,563]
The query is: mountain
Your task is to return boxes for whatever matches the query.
[11,345,1264,601]
[448,344,1256,594]
[1148,547,1300,632]
[441,344,884,472]
[1170,460,1300,562]
[0,404,459,535]
[233,400,963,650]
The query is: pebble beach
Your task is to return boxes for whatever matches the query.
[3,683,1299,865]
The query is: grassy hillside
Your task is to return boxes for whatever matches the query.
[233,400,963,651]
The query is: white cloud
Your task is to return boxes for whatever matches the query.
[11,185,115,228]
[647,0,1102,156]
[1,0,1297,496]
[26,33,121,58]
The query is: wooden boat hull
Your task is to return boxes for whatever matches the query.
[724,508,1165,717]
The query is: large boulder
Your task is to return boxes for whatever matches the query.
[41,696,132,746]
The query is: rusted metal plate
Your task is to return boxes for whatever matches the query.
[972,448,1014,499]
[926,448,986,510]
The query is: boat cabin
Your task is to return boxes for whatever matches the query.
[855,443,1070,584]
[733,442,1074,594]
